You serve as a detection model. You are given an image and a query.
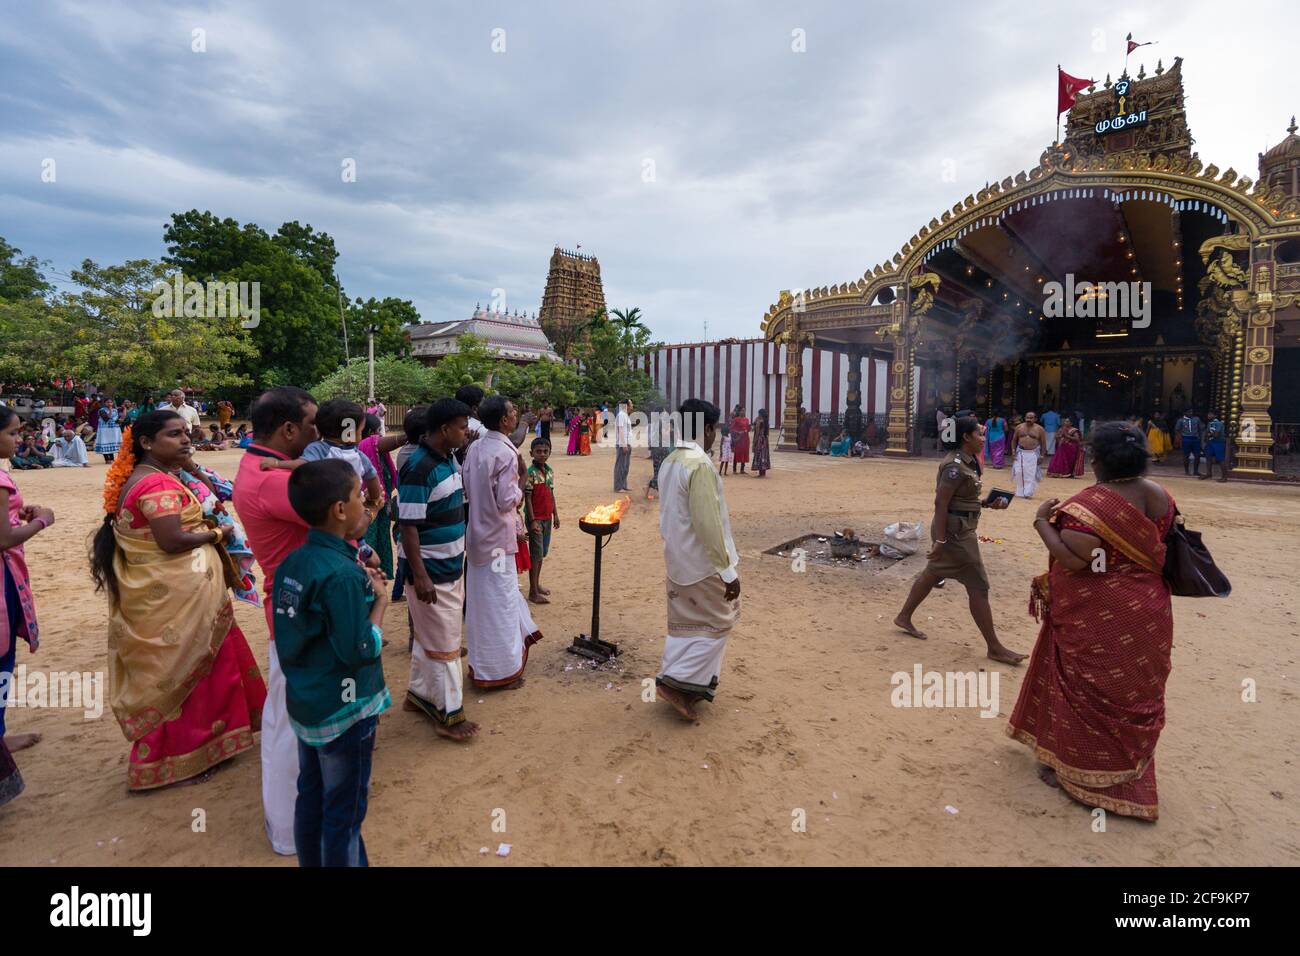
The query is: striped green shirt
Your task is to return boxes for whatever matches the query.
[397,443,467,583]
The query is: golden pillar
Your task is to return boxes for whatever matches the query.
[1232,258,1283,475]
[883,295,912,456]
[777,320,813,450]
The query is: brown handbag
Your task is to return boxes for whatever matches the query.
[202,516,245,592]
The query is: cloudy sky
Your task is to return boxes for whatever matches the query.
[2,0,1295,343]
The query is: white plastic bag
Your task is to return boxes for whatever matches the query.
[880,521,924,559]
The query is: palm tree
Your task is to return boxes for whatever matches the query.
[581,305,610,334]
[610,307,646,334]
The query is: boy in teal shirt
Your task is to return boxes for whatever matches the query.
[273,458,391,866]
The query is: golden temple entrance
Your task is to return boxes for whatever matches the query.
[762,60,1300,476]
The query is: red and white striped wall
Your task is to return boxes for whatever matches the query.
[641,339,891,421]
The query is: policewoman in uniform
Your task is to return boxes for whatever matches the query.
[893,415,1027,665]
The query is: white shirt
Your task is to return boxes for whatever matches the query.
[658,441,738,585]
[615,408,631,447]
[161,401,202,431]
[467,416,487,440]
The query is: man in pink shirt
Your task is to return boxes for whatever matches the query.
[462,396,541,689]
[232,386,318,856]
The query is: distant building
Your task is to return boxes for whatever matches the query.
[408,305,559,366]
[539,246,607,358]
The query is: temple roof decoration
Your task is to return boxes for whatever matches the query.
[1259,117,1300,198]
[408,305,559,364]
[760,61,1300,343]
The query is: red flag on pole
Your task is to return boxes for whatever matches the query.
[1126,33,1154,55]
[1057,67,1092,115]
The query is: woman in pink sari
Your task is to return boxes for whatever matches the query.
[1046,416,1085,477]
[565,410,582,455]
[0,407,56,803]
[90,410,266,791]
[1008,422,1176,820]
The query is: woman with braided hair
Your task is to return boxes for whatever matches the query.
[90,410,266,791]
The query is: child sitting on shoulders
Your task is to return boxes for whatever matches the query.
[260,399,386,511]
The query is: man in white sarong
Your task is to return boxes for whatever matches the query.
[655,398,740,721]
[1011,412,1048,499]
[232,386,320,856]
[462,396,541,690]
[399,397,479,740]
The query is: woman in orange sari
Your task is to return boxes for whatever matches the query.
[90,410,266,791]
[578,411,594,456]
[1008,421,1176,820]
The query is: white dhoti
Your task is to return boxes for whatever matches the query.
[1045,430,1057,455]
[464,559,541,687]
[1013,447,1041,498]
[261,640,298,855]
[658,575,740,702]
[407,576,466,724]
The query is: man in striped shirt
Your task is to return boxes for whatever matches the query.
[397,398,478,740]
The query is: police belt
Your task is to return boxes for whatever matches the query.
[947,508,980,518]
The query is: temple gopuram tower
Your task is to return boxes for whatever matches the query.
[538,246,607,359]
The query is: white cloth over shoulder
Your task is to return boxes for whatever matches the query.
[657,442,738,585]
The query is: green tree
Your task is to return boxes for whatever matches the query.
[311,356,436,404]
[574,321,657,408]
[58,259,255,395]
[0,237,60,382]
[274,220,340,286]
[494,357,583,412]
[428,334,505,397]
[163,210,345,392]
[610,306,647,335]
[348,296,417,358]
[0,237,52,301]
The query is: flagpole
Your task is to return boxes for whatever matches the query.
[1056,65,1060,144]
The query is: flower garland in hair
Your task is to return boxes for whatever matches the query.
[102,424,137,514]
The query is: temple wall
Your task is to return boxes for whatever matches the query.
[644,339,890,423]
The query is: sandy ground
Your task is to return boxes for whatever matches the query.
[1,438,1298,866]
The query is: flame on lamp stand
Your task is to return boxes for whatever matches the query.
[569,497,631,662]
[580,496,630,525]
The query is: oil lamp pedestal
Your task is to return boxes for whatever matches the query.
[568,517,622,662]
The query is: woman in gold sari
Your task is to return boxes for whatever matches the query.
[90,410,265,790]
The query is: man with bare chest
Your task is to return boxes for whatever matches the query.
[1012,411,1048,498]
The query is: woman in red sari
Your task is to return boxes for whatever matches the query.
[729,405,751,475]
[1008,421,1176,820]
[1046,416,1085,478]
[90,410,266,791]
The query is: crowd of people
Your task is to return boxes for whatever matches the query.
[0,380,1211,855]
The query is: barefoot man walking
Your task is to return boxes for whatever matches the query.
[655,399,741,720]
[1011,411,1048,499]
[894,415,1026,665]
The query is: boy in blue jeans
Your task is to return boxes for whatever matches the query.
[273,458,391,867]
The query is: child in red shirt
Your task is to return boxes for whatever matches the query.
[523,437,560,603]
